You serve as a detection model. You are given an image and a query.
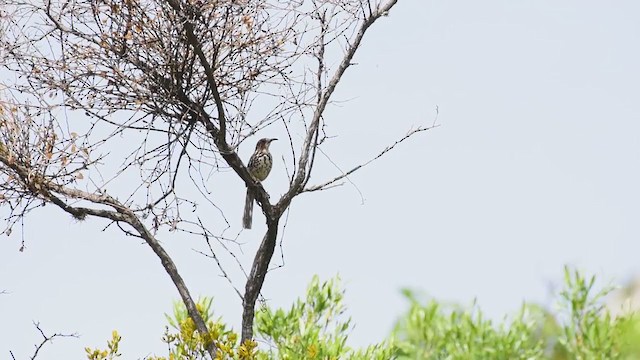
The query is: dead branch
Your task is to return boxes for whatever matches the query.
[19,322,78,360]
[304,124,440,193]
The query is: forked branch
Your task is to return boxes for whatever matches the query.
[10,322,78,360]
[304,124,439,193]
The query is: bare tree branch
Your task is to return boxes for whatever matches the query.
[304,124,440,193]
[275,0,399,212]
[19,322,78,360]
[163,0,228,143]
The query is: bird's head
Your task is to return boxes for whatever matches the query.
[255,138,277,151]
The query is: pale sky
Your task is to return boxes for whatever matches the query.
[2,1,640,358]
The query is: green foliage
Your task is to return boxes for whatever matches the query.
[86,298,257,360]
[255,275,394,360]
[85,331,122,360]
[87,279,390,360]
[152,297,257,360]
[553,266,633,360]
[618,313,640,358]
[392,292,544,359]
[86,268,640,360]
[392,266,640,360]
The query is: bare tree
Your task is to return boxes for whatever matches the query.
[0,0,434,356]
[8,322,78,360]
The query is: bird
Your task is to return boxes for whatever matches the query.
[243,138,277,229]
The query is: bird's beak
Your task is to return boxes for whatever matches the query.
[269,138,278,143]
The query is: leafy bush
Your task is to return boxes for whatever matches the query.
[85,267,640,359]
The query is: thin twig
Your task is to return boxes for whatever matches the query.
[304,124,439,193]
[29,322,78,360]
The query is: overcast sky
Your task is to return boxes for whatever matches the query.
[2,1,640,358]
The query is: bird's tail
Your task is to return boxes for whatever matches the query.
[242,187,254,229]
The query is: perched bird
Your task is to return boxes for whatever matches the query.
[243,138,277,229]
